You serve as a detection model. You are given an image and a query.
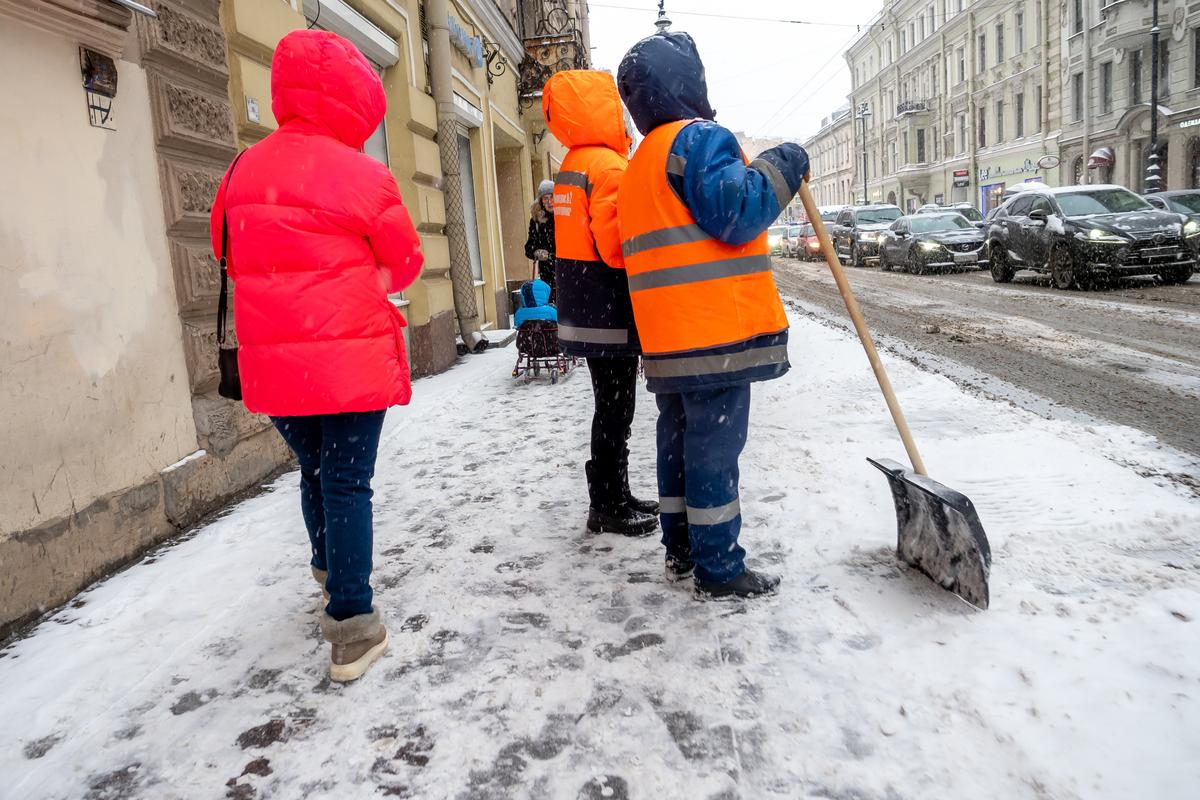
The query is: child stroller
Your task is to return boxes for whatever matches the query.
[512,279,576,384]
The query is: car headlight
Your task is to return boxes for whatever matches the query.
[918,240,941,252]
[1185,220,1200,237]
[1083,228,1125,243]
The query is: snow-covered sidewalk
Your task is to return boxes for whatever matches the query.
[2,311,1198,799]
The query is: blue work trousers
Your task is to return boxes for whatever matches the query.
[655,385,751,584]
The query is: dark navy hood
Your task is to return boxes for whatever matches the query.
[617,32,716,135]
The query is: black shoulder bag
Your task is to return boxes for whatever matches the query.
[217,150,248,401]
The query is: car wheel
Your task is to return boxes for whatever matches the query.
[989,244,1015,283]
[906,250,924,275]
[1160,265,1194,284]
[1050,245,1077,290]
[850,241,862,268]
[879,249,892,271]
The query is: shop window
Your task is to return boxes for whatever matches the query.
[457,132,483,281]
[1072,155,1084,185]
[1190,138,1200,188]
[887,191,897,205]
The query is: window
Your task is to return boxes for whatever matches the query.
[1130,48,1143,104]
[917,129,927,162]
[457,133,483,281]
[1008,195,1034,216]
[977,34,986,73]
[1190,137,1200,188]
[932,64,939,96]
[977,106,986,148]
[958,47,965,82]
[1034,85,1043,132]
[958,0,964,11]
[1194,29,1200,87]
[958,113,967,154]
[995,100,1004,142]
[1072,0,1082,35]
[932,126,938,160]
[919,17,925,40]
[901,29,907,53]
[995,22,1004,64]
[1073,155,1084,185]
[1015,93,1025,137]
[891,140,898,172]
[1159,39,1170,85]
[1101,61,1113,113]
[887,41,894,64]
[903,131,909,164]
[1073,72,1084,121]
[1016,11,1025,53]
[910,23,916,47]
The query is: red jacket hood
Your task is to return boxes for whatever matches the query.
[271,29,385,149]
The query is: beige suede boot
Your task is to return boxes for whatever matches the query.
[319,608,389,683]
[311,566,330,604]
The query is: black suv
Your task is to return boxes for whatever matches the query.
[831,204,903,267]
[879,213,987,273]
[986,185,1198,289]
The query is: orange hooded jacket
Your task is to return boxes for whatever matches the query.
[543,70,640,357]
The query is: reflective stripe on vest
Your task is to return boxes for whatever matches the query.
[557,324,629,345]
[616,120,789,361]
[554,155,600,262]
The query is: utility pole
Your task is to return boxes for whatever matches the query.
[856,101,871,204]
[1146,0,1162,191]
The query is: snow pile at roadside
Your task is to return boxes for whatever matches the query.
[0,312,1197,800]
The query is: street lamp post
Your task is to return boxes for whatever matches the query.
[856,101,871,205]
[1146,0,1162,192]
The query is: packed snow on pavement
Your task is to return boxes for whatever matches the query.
[1,311,1197,800]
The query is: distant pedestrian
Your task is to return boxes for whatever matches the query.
[525,180,558,302]
[617,31,808,598]
[543,70,659,536]
[210,29,423,680]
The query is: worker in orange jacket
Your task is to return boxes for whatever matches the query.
[617,32,809,598]
[543,70,658,537]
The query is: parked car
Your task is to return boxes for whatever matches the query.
[916,202,985,227]
[767,224,788,254]
[830,204,903,267]
[1145,190,1200,221]
[800,223,822,260]
[986,184,1198,288]
[780,224,803,258]
[879,212,987,273]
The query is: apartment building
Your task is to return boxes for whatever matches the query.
[803,105,855,209]
[846,0,1063,213]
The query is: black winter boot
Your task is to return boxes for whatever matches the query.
[586,460,658,536]
[619,448,659,515]
[664,555,695,583]
[694,569,780,599]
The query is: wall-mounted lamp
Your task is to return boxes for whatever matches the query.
[80,47,118,129]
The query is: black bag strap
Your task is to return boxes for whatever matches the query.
[217,149,248,346]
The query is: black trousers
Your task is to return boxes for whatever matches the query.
[586,356,639,508]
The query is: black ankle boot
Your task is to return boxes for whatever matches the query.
[694,569,780,599]
[586,505,659,536]
[618,451,659,514]
[664,555,695,582]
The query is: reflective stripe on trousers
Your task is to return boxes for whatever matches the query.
[659,496,741,525]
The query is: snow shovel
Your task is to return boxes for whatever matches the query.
[796,181,992,609]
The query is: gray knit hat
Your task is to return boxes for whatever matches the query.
[538,179,554,197]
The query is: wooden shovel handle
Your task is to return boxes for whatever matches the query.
[797,181,928,476]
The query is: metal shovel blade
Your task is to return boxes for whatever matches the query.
[867,458,992,609]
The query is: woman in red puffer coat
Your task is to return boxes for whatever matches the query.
[209,29,422,683]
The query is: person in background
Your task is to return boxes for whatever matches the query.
[616,31,808,599]
[210,29,423,681]
[525,180,558,303]
[543,69,659,537]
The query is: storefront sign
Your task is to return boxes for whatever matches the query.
[1180,117,1200,129]
[447,14,485,69]
[978,159,1037,182]
[952,169,970,188]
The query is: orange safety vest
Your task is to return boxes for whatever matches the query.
[617,120,789,390]
[553,146,640,356]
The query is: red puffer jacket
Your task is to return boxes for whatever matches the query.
[209,29,423,417]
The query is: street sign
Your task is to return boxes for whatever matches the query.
[953,169,969,188]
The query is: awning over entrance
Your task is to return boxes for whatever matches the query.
[1088,146,1115,168]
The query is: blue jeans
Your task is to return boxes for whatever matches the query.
[271,411,386,620]
[656,386,751,584]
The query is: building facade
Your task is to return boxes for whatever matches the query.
[1059,0,1200,193]
[1,0,583,638]
[803,106,855,209]
[846,0,1064,214]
